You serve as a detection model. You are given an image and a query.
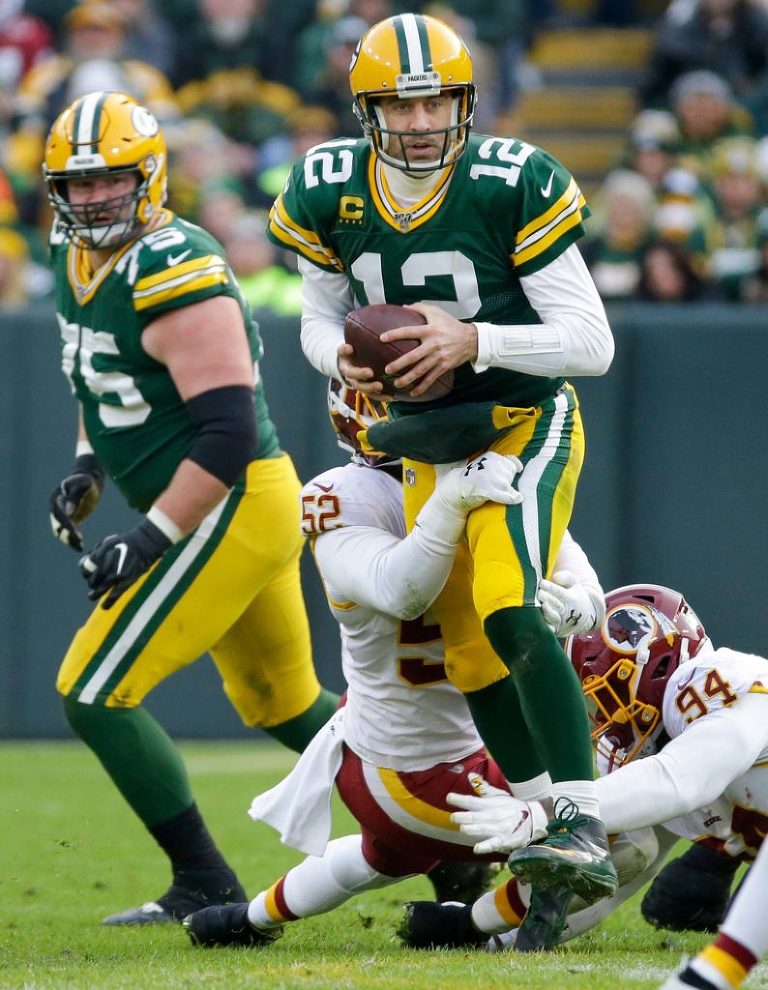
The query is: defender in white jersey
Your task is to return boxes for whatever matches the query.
[183,382,605,949]
[439,584,768,952]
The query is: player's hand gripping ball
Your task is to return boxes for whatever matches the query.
[343,304,454,402]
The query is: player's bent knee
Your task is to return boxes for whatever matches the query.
[445,646,510,694]
[62,693,117,738]
[483,607,552,675]
[327,835,396,893]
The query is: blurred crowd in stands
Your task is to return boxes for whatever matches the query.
[2,0,768,309]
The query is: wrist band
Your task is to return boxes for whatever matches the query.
[75,439,95,457]
[146,506,184,544]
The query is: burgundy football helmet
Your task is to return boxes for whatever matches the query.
[327,378,399,467]
[566,584,710,767]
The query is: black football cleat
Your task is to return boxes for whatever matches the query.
[507,798,618,906]
[513,885,573,952]
[183,902,283,948]
[102,867,247,926]
[398,901,487,949]
[641,842,741,933]
[426,861,495,904]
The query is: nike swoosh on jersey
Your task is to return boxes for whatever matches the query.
[540,170,555,197]
[167,249,192,267]
[314,483,334,492]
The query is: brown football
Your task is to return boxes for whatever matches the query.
[343,303,454,402]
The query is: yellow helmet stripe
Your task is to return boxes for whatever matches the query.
[73,91,107,153]
[394,13,432,74]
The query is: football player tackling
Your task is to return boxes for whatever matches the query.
[184,382,607,951]
[268,12,617,943]
[43,91,337,925]
[443,585,768,964]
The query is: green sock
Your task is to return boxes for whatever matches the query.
[63,696,193,827]
[484,607,594,782]
[264,688,340,752]
[464,675,545,781]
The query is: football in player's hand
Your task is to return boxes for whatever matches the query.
[343,303,454,402]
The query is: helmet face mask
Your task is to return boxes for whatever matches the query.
[43,91,167,250]
[349,13,476,174]
[327,378,399,469]
[567,584,710,769]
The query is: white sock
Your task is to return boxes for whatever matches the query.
[247,834,399,929]
[551,779,600,819]
[508,771,553,802]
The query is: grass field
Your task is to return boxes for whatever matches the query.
[1,741,765,990]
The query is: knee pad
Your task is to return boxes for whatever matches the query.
[610,828,659,887]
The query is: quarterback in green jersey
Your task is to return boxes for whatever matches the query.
[268,12,617,948]
[43,91,338,926]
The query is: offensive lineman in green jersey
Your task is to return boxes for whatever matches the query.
[267,13,617,948]
[43,91,338,926]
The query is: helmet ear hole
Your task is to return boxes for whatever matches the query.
[651,654,671,679]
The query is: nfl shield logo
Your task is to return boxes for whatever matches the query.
[405,468,417,486]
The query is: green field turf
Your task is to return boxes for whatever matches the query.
[1,740,765,990]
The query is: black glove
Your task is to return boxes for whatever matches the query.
[641,842,740,933]
[79,518,172,609]
[49,453,106,552]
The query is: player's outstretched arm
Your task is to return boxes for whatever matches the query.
[314,452,523,619]
[596,695,768,834]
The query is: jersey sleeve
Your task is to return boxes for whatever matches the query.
[596,694,768,833]
[473,139,590,277]
[130,220,234,324]
[267,143,352,274]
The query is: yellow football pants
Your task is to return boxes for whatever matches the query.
[57,453,321,727]
[402,385,584,692]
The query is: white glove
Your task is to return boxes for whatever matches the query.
[447,776,548,855]
[417,453,523,549]
[538,570,605,638]
[436,452,523,511]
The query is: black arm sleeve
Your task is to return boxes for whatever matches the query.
[185,385,258,487]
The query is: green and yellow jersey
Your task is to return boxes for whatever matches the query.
[51,209,280,511]
[268,133,590,413]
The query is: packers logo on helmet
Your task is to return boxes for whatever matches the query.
[43,90,167,250]
[349,13,476,173]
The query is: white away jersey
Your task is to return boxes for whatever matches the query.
[661,648,768,856]
[599,646,768,857]
[300,463,481,771]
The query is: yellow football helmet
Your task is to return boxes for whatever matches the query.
[349,13,476,172]
[43,91,167,249]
